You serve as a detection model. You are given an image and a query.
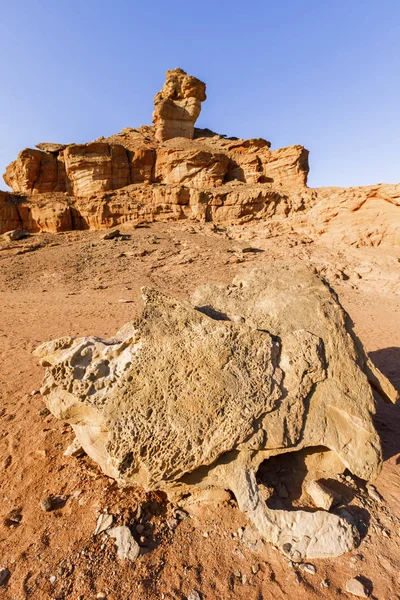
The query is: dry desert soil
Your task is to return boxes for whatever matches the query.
[0,221,399,600]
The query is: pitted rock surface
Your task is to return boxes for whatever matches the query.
[34,263,398,559]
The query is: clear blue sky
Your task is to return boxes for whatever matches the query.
[1,0,399,189]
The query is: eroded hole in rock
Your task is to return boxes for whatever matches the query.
[256,446,338,510]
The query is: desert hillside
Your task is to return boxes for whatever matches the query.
[0,69,399,600]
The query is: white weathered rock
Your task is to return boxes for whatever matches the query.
[94,513,114,536]
[63,437,85,458]
[107,526,140,560]
[298,563,317,575]
[305,480,337,511]
[345,577,370,597]
[34,264,398,560]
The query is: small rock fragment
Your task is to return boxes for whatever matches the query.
[298,563,317,575]
[49,575,56,584]
[3,229,29,241]
[345,577,370,598]
[174,508,189,520]
[167,518,179,531]
[94,513,114,535]
[64,438,85,458]
[0,568,10,587]
[187,592,201,600]
[40,496,54,512]
[31,389,40,396]
[306,480,337,510]
[96,593,107,599]
[38,407,51,417]
[107,526,140,560]
[366,484,383,503]
[251,563,260,574]
[4,509,22,526]
[102,229,120,240]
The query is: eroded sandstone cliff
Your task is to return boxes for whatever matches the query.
[1,68,399,248]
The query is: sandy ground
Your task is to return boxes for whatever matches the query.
[0,222,399,600]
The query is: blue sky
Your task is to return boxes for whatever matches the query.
[1,0,399,188]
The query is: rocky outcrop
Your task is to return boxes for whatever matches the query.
[154,139,229,187]
[1,68,399,247]
[152,68,206,142]
[34,264,398,559]
[4,148,67,195]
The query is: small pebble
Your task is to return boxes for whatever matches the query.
[49,575,56,584]
[38,407,50,417]
[251,563,260,574]
[298,563,317,575]
[187,592,201,600]
[366,484,383,503]
[40,497,54,512]
[345,577,370,598]
[0,568,10,587]
[96,593,107,599]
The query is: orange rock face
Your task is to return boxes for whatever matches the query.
[1,68,399,248]
[152,68,206,142]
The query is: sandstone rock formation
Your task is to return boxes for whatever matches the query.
[34,264,398,560]
[1,68,399,249]
[152,68,206,141]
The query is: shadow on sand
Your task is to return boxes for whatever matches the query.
[369,347,400,462]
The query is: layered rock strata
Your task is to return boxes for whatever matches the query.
[34,264,398,560]
[1,68,399,248]
[152,68,206,141]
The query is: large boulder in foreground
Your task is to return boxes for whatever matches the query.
[34,264,398,560]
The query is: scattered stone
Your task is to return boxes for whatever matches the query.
[4,509,22,526]
[2,455,12,470]
[49,575,56,584]
[0,568,10,587]
[102,229,120,240]
[320,579,330,588]
[96,593,107,599]
[251,563,260,574]
[63,438,85,458]
[31,389,40,396]
[366,484,383,503]
[167,518,179,531]
[298,563,317,575]
[94,513,114,535]
[187,592,202,600]
[38,407,50,417]
[174,509,189,520]
[107,526,140,560]
[2,229,29,242]
[118,298,134,303]
[40,496,54,512]
[306,480,337,510]
[345,577,370,598]
[233,246,261,253]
